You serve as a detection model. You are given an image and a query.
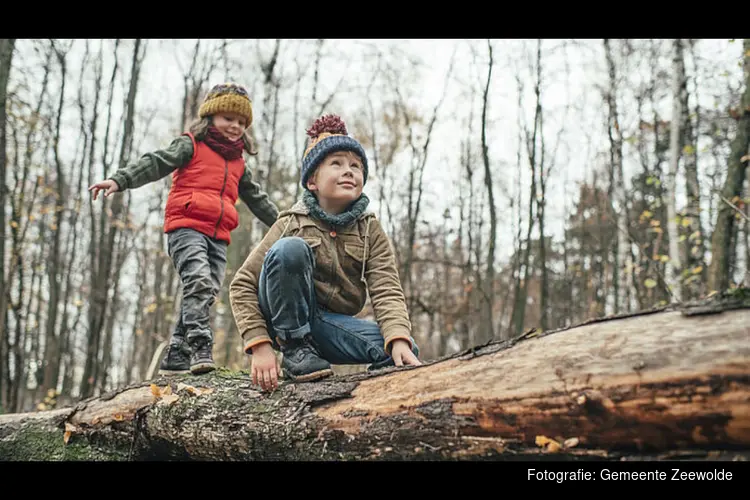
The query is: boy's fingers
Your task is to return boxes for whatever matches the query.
[252,366,258,387]
[393,352,404,366]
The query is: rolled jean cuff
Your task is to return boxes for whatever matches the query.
[274,322,311,342]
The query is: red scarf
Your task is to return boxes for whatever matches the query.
[203,126,244,160]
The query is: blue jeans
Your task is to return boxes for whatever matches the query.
[258,236,419,369]
[167,228,228,347]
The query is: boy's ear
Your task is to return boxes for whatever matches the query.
[306,171,318,191]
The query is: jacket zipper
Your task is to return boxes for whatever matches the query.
[213,159,228,238]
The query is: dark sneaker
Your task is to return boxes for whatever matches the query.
[190,341,216,375]
[158,343,191,375]
[281,336,333,382]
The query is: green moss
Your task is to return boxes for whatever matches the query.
[207,367,253,379]
[0,426,130,461]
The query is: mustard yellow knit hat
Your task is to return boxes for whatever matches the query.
[198,83,253,125]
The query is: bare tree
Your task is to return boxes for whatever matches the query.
[708,39,750,292]
[81,39,146,398]
[479,39,497,340]
[0,38,17,412]
[664,38,684,302]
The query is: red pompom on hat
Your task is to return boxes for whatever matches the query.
[306,114,348,139]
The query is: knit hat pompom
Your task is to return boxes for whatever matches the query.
[300,114,369,189]
[306,114,348,139]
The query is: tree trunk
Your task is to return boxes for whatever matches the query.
[708,39,750,293]
[665,38,683,302]
[0,38,17,413]
[42,41,69,396]
[2,292,749,461]
[680,40,705,299]
[480,39,496,340]
[81,39,144,398]
[603,38,628,314]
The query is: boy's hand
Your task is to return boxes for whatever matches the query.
[391,339,421,367]
[89,179,119,200]
[251,342,279,391]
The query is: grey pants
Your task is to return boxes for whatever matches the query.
[167,228,228,347]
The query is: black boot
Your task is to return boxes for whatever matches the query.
[280,335,333,382]
[190,340,216,375]
[158,342,191,375]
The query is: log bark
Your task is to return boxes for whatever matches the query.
[1,292,750,461]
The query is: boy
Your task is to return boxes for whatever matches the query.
[229,114,420,390]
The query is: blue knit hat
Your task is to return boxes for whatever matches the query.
[300,114,368,189]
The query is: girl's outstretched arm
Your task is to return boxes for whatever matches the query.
[103,135,194,193]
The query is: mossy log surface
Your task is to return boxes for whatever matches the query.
[2,292,749,461]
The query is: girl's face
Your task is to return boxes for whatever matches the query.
[213,113,248,142]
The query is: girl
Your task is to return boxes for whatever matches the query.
[89,83,279,376]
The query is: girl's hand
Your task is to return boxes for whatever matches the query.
[89,179,119,200]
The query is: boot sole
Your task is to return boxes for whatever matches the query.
[190,362,216,375]
[283,368,334,382]
[158,369,190,375]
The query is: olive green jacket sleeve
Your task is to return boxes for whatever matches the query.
[237,164,279,228]
[109,135,193,191]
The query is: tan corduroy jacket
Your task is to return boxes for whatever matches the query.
[229,200,412,354]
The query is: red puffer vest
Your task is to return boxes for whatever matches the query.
[163,133,245,244]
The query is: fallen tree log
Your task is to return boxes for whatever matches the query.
[1,293,749,461]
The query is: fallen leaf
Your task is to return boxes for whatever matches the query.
[535,435,553,447]
[150,383,162,398]
[564,437,580,449]
[158,394,180,406]
[177,383,214,396]
[91,416,101,425]
[162,385,173,396]
[63,422,78,445]
[113,413,125,421]
[535,435,562,452]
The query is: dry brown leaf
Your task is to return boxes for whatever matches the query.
[535,435,562,452]
[535,435,553,447]
[158,394,180,406]
[91,416,101,425]
[150,383,162,398]
[162,385,173,396]
[547,441,562,453]
[177,383,214,396]
[63,422,78,445]
[113,413,125,421]
[564,437,580,449]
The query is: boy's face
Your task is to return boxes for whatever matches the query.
[213,112,248,142]
[306,151,364,205]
